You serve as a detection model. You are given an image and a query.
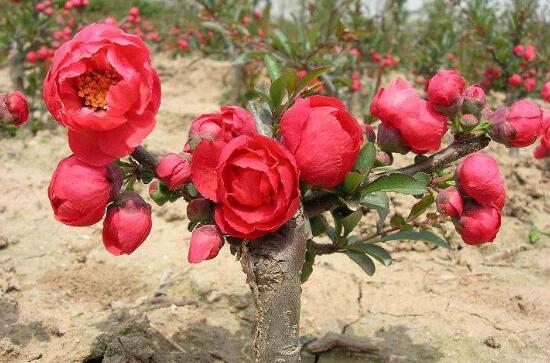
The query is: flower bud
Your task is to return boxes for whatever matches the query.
[488,100,542,148]
[188,225,223,264]
[455,202,501,245]
[513,44,524,56]
[0,91,29,127]
[523,45,536,62]
[427,69,465,117]
[459,114,479,131]
[455,152,505,210]
[48,155,122,226]
[374,151,392,166]
[376,123,410,154]
[361,123,376,143]
[156,153,191,190]
[102,192,152,256]
[462,84,486,115]
[523,78,536,92]
[508,74,521,87]
[534,143,550,159]
[436,187,463,218]
[187,198,212,223]
[541,82,550,103]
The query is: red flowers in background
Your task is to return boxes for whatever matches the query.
[213,135,300,239]
[280,96,363,188]
[0,91,29,127]
[43,24,161,166]
[48,155,122,226]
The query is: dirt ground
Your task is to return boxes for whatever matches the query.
[1,55,550,363]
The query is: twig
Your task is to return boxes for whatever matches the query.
[303,332,382,356]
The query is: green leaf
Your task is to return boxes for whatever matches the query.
[354,142,376,174]
[345,251,375,276]
[264,55,281,81]
[347,244,392,266]
[529,227,541,244]
[301,250,316,283]
[373,230,451,249]
[342,210,362,237]
[360,173,428,196]
[309,215,328,237]
[269,74,288,107]
[413,172,430,186]
[390,214,407,227]
[360,191,389,227]
[296,66,332,95]
[407,193,435,221]
[272,29,292,56]
[343,172,365,196]
[201,21,226,34]
[233,51,266,64]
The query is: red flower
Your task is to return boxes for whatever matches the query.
[534,110,550,159]
[188,225,223,264]
[513,44,524,56]
[508,74,522,87]
[213,135,300,239]
[1,91,29,126]
[43,24,161,166]
[427,69,465,115]
[436,187,463,218]
[456,203,501,245]
[523,78,536,92]
[540,82,550,102]
[48,155,122,226]
[455,152,505,210]
[156,153,192,190]
[102,191,152,255]
[280,96,363,188]
[523,45,536,62]
[26,51,38,64]
[462,84,486,114]
[371,78,448,154]
[489,99,542,148]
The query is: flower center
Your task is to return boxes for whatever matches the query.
[75,69,121,111]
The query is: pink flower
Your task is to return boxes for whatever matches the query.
[48,155,122,226]
[280,96,364,188]
[156,153,192,190]
[102,192,152,255]
[188,225,223,264]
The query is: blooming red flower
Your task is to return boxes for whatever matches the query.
[436,187,463,218]
[188,225,223,264]
[540,82,550,102]
[508,74,522,87]
[48,155,122,226]
[102,191,152,255]
[43,24,161,166]
[213,134,300,239]
[280,96,363,188]
[489,99,542,148]
[156,153,192,190]
[456,203,501,245]
[523,45,536,62]
[455,152,505,210]
[1,91,29,126]
[371,78,419,123]
[427,69,465,115]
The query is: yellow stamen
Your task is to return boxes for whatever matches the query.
[75,69,121,111]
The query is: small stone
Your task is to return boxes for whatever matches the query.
[0,237,8,250]
[484,336,501,349]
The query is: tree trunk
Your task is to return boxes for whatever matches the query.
[240,211,308,363]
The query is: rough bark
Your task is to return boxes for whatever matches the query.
[240,211,308,363]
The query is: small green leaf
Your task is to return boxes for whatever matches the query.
[413,172,430,186]
[347,244,392,266]
[345,251,375,276]
[354,142,376,174]
[407,193,435,221]
[343,172,365,196]
[373,230,451,249]
[233,51,266,64]
[269,74,288,107]
[301,250,316,283]
[309,215,328,237]
[361,173,428,196]
[296,66,332,95]
[361,191,389,227]
[529,227,541,244]
[390,214,407,227]
[342,210,363,237]
[264,55,281,81]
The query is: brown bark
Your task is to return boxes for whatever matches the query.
[240,211,308,363]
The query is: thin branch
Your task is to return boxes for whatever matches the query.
[130,146,158,172]
[306,240,341,255]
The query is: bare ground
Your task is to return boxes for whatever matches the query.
[1,55,550,363]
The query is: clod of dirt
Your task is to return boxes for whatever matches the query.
[0,263,20,293]
[0,236,8,250]
[484,336,501,349]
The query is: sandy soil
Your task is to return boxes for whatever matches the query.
[1,55,550,363]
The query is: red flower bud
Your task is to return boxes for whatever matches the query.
[26,51,38,64]
[427,69,465,116]
[489,100,542,148]
[508,74,522,87]
[188,225,223,264]
[280,96,363,188]
[1,91,29,126]
[534,110,550,159]
[459,114,479,131]
[455,152,505,210]
[436,187,463,218]
[523,45,536,62]
[523,78,536,92]
[513,44,524,56]
[102,192,152,256]
[48,155,122,226]
[128,7,139,16]
[462,84,486,114]
[375,151,392,166]
[541,82,550,103]
[187,198,212,223]
[361,123,376,143]
[534,143,550,159]
[455,202,501,245]
[156,153,191,190]
[376,123,410,154]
